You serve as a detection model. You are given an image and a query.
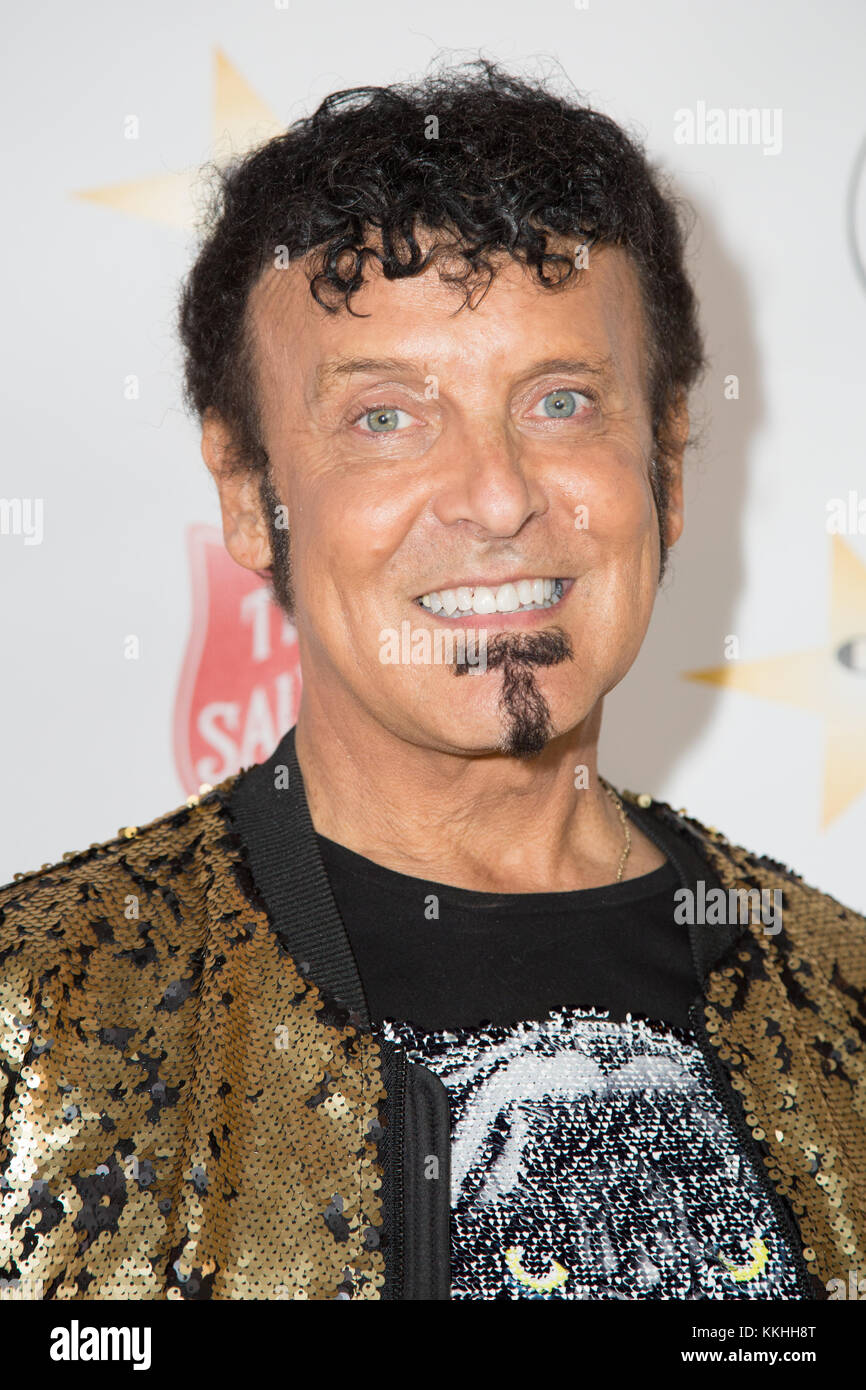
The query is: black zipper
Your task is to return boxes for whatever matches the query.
[623,798,817,1299]
[390,1046,407,1301]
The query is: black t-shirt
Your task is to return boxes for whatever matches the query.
[313,826,806,1300]
[314,833,697,1030]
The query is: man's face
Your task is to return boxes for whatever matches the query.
[213,239,684,758]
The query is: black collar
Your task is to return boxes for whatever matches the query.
[227,724,373,1027]
[226,725,744,1025]
[619,795,748,988]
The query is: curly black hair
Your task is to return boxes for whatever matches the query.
[177,58,706,592]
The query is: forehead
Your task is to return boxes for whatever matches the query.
[246,239,648,403]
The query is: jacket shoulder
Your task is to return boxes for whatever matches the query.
[627,789,866,968]
[0,775,242,966]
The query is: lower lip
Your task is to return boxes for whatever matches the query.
[413,579,575,627]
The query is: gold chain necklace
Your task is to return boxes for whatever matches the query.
[599,776,632,883]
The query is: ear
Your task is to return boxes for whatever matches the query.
[661,390,689,548]
[201,409,273,572]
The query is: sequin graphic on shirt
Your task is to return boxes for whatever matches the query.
[380,1010,803,1300]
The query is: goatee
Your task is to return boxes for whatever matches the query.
[454,627,574,758]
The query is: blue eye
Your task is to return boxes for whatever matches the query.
[359,406,411,433]
[539,389,579,418]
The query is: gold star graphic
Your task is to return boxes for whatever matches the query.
[72,48,283,228]
[684,536,866,827]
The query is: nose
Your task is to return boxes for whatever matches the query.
[431,418,548,539]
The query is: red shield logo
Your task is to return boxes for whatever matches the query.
[173,524,302,795]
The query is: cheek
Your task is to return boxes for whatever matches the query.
[591,462,654,540]
[565,457,660,638]
[288,472,417,613]
[563,452,657,567]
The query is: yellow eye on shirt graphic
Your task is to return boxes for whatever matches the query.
[504,1246,570,1293]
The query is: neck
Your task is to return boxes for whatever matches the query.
[292,689,661,893]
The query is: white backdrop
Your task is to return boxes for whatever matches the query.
[2,0,865,911]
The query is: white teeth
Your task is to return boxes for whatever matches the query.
[472,587,497,614]
[441,590,458,615]
[417,579,564,616]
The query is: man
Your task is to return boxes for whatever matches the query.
[1,61,864,1302]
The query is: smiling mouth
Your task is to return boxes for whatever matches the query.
[414,577,570,617]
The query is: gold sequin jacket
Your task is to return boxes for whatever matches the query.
[1,726,864,1299]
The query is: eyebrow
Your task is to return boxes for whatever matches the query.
[315,357,420,395]
[314,353,616,397]
[515,355,616,384]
